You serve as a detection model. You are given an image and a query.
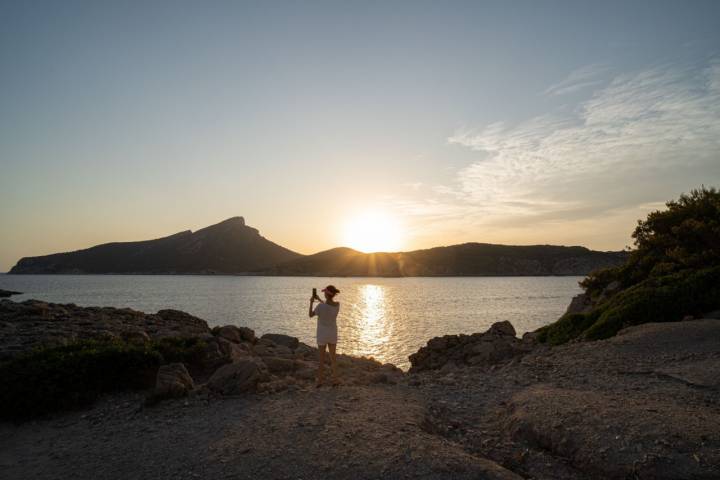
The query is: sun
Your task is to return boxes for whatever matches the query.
[342,211,404,253]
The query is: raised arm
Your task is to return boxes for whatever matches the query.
[309,297,315,317]
[309,294,323,317]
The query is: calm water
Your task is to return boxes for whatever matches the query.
[0,275,581,369]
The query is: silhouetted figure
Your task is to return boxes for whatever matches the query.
[309,285,340,386]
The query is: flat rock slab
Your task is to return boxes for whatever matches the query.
[655,358,720,389]
[507,385,720,479]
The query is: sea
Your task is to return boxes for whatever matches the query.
[0,275,582,369]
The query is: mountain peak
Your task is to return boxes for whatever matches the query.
[9,216,300,274]
[219,216,245,226]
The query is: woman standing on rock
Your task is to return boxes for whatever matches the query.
[309,285,340,387]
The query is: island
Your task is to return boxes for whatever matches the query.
[8,217,626,276]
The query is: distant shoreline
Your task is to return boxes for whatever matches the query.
[1,272,587,278]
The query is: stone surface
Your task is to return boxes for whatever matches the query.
[564,292,593,314]
[262,356,296,374]
[260,333,299,350]
[217,325,243,343]
[2,301,719,480]
[237,326,256,343]
[215,325,255,344]
[0,289,21,298]
[207,358,270,395]
[200,336,250,370]
[487,320,516,336]
[152,363,194,400]
[254,338,294,358]
[409,321,531,372]
[0,299,210,360]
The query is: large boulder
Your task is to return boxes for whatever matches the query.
[150,363,195,401]
[217,325,242,343]
[0,289,21,298]
[216,325,256,344]
[201,336,250,369]
[260,333,299,350]
[487,320,516,336]
[207,358,269,395]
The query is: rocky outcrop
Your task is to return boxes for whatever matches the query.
[409,321,533,372]
[200,328,404,394]
[199,334,252,370]
[0,299,211,360]
[0,289,21,298]
[149,363,195,402]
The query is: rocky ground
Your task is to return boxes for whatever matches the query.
[0,299,212,360]
[1,299,719,479]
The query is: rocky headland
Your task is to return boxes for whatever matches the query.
[1,297,719,479]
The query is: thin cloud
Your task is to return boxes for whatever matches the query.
[543,64,610,96]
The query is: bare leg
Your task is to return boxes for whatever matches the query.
[328,343,339,385]
[317,344,327,387]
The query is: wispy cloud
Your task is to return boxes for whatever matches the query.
[543,64,610,96]
[396,60,720,248]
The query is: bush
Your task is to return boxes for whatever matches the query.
[580,186,720,297]
[539,266,720,344]
[537,312,599,345]
[584,266,720,340]
[0,337,206,420]
[539,186,720,345]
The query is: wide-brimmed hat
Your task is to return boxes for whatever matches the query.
[322,285,340,295]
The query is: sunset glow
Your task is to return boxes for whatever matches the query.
[342,212,404,253]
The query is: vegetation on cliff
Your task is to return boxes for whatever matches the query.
[539,186,720,344]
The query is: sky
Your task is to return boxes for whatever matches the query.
[1,0,720,271]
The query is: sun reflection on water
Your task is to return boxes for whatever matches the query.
[344,284,394,363]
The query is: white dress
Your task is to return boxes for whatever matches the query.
[314,302,339,345]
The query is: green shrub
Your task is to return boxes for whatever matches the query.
[537,312,599,345]
[584,266,720,340]
[0,337,207,420]
[580,186,720,297]
[152,337,207,365]
[539,266,720,344]
[540,187,720,345]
